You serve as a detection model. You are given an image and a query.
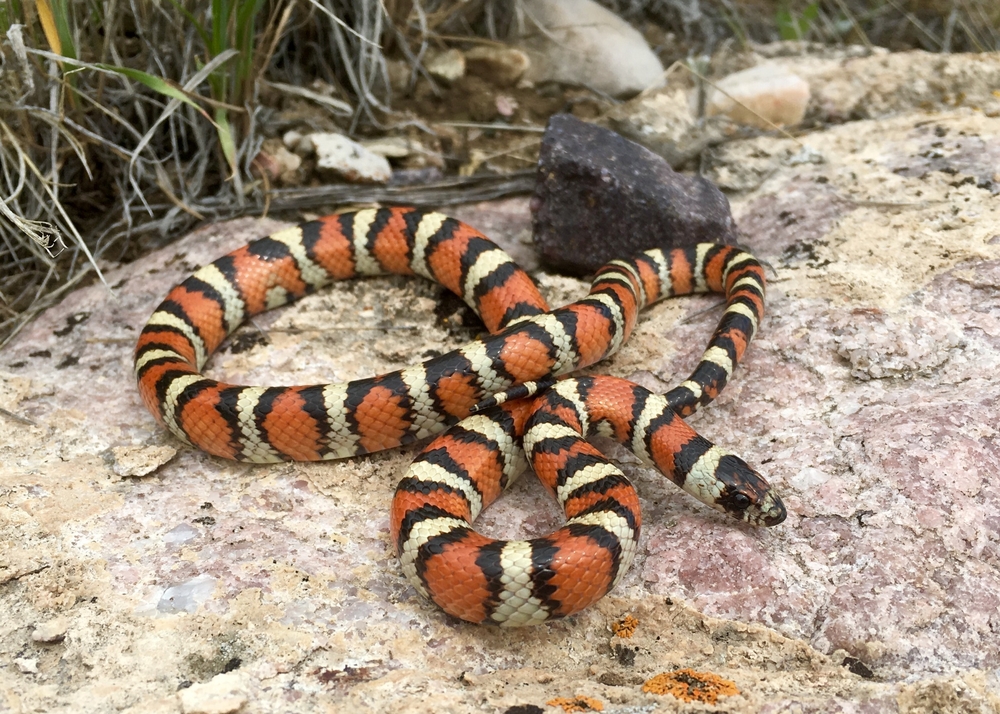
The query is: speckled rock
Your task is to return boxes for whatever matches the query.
[3,89,1000,713]
[311,132,392,183]
[612,46,1000,169]
[636,110,1000,677]
[757,45,1000,124]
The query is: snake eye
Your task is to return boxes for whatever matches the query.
[731,493,752,510]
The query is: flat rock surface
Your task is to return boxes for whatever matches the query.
[3,112,1000,712]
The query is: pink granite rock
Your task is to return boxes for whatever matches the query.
[4,90,1000,714]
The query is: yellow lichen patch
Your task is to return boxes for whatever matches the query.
[546,695,604,712]
[611,614,638,638]
[642,669,739,704]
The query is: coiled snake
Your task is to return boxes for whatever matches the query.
[134,207,785,626]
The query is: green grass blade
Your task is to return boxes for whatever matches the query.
[210,0,228,56]
[214,107,237,176]
[22,46,241,174]
[0,0,23,34]
[95,63,212,119]
[51,0,76,59]
[235,0,265,84]
[777,1,820,41]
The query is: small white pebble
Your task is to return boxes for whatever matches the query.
[31,616,68,644]
[496,95,518,117]
[426,48,465,82]
[282,129,302,150]
[16,658,38,674]
[311,133,392,183]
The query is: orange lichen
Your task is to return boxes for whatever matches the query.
[611,614,638,638]
[642,669,739,704]
[546,695,604,712]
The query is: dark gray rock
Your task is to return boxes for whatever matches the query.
[531,114,739,275]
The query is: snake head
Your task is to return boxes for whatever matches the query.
[711,453,787,527]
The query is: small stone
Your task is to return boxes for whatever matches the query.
[109,445,177,478]
[495,95,518,117]
[788,145,825,165]
[251,139,303,186]
[464,46,530,87]
[705,63,811,129]
[426,48,465,83]
[532,114,738,275]
[610,87,734,167]
[157,575,217,614]
[15,657,38,674]
[281,130,302,150]
[598,671,628,687]
[311,133,392,183]
[385,59,411,93]
[164,522,199,545]
[514,0,664,97]
[178,673,247,714]
[31,616,68,644]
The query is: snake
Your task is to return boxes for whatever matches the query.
[134,206,786,626]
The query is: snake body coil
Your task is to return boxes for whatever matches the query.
[135,207,785,626]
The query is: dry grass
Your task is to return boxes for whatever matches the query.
[0,0,480,345]
[0,0,998,346]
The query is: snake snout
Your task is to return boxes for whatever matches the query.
[759,494,787,526]
[714,454,787,527]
